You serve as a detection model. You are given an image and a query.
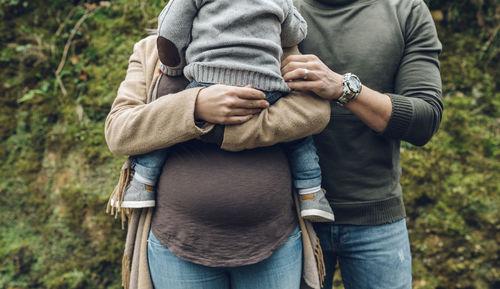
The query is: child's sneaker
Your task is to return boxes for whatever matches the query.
[113,176,156,208]
[299,189,334,222]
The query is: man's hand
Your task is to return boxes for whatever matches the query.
[281,54,343,100]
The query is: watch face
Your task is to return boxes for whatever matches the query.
[347,75,361,93]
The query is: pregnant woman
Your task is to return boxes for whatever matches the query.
[105,35,330,289]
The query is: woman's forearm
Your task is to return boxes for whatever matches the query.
[221,90,331,151]
[104,38,214,156]
[105,86,213,156]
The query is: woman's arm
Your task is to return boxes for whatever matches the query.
[201,46,332,152]
[104,38,215,156]
[105,37,330,155]
[220,89,330,151]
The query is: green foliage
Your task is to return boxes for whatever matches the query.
[403,1,500,288]
[0,1,161,288]
[0,0,498,289]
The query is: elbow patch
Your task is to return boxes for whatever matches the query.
[157,36,181,67]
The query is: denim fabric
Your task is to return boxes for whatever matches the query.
[132,148,169,180]
[147,226,302,289]
[187,81,287,105]
[284,136,322,189]
[186,80,213,89]
[263,90,287,105]
[314,218,412,289]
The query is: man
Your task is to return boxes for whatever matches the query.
[280,0,443,288]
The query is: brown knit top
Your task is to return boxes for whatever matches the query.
[151,139,297,267]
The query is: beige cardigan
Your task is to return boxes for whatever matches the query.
[105,35,330,289]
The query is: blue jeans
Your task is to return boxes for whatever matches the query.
[132,81,322,189]
[314,218,412,289]
[147,226,302,289]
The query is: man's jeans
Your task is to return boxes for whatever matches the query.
[314,218,412,289]
[147,226,302,289]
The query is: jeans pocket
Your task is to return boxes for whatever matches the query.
[148,231,168,250]
[287,226,302,243]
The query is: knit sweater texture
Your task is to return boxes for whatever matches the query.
[157,0,307,91]
[293,0,443,225]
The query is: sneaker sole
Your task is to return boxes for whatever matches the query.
[110,198,156,208]
[301,209,335,222]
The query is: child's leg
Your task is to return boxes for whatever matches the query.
[132,148,170,183]
[120,148,169,208]
[263,91,288,105]
[286,136,322,190]
[285,136,335,222]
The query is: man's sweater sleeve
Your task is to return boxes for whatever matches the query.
[157,0,201,76]
[382,0,443,146]
[281,0,308,47]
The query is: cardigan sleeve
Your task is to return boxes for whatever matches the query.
[221,90,330,152]
[104,38,213,156]
[382,0,443,146]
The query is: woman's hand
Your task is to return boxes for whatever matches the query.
[281,54,343,100]
[195,84,269,125]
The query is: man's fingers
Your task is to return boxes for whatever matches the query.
[281,61,314,77]
[283,68,315,82]
[286,80,322,91]
[281,54,312,68]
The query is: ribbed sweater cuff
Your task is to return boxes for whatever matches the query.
[382,93,413,139]
[185,64,291,92]
[330,195,406,225]
[160,63,184,77]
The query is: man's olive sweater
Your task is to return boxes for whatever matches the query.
[294,0,443,224]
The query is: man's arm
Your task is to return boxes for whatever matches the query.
[282,2,442,146]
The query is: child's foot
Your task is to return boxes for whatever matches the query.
[114,175,156,208]
[299,189,334,222]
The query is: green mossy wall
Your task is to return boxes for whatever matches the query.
[0,0,498,288]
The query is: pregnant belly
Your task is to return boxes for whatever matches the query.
[155,140,293,226]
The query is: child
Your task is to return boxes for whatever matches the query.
[118,0,334,222]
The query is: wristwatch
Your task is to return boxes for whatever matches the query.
[336,73,362,106]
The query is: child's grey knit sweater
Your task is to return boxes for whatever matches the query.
[157,0,307,92]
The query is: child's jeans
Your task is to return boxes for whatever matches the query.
[132,81,322,189]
